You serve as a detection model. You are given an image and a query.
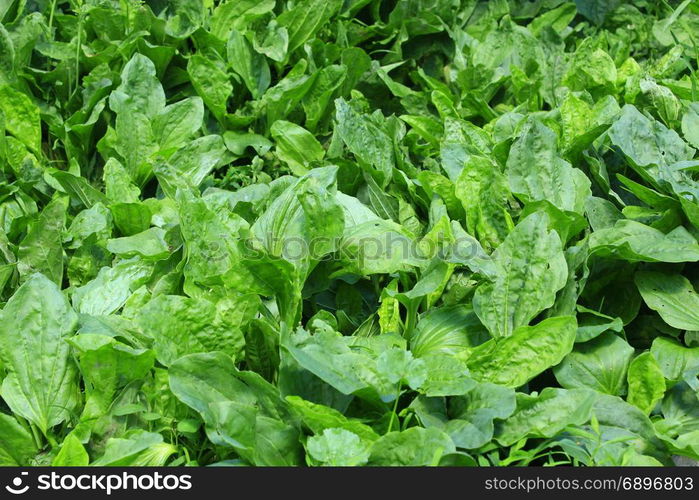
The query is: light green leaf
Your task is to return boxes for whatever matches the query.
[473,212,567,338]
[627,352,666,415]
[0,84,41,153]
[227,29,270,99]
[17,197,67,285]
[307,428,370,466]
[554,332,635,396]
[368,427,455,466]
[467,316,577,388]
[590,221,699,263]
[271,120,324,175]
[635,272,699,330]
[137,294,258,366]
[650,337,699,381]
[507,120,591,214]
[53,434,90,466]
[0,414,37,466]
[495,388,596,446]
[0,274,79,434]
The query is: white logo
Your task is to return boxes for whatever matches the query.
[5,472,29,495]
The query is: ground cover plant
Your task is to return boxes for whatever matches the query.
[0,0,699,467]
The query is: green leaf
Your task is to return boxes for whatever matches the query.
[69,334,154,411]
[495,388,597,446]
[627,352,666,415]
[286,396,379,442]
[0,274,79,434]
[635,272,699,330]
[137,294,257,366]
[454,156,513,250]
[334,98,394,185]
[227,29,270,99]
[410,305,488,358]
[650,337,699,381]
[0,84,41,153]
[169,352,302,465]
[554,332,635,396]
[277,0,343,54]
[473,212,567,338]
[153,97,204,151]
[307,428,370,466]
[187,54,231,122]
[507,120,590,214]
[681,102,699,149]
[72,258,153,316]
[53,434,90,466]
[109,54,165,118]
[590,221,699,263]
[271,120,324,175]
[608,104,694,174]
[413,382,516,449]
[376,347,426,390]
[467,316,577,388]
[368,427,455,466]
[92,431,176,466]
[17,197,67,285]
[0,414,37,466]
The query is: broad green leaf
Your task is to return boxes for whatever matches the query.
[658,382,699,439]
[156,135,229,197]
[169,352,302,465]
[68,334,155,412]
[455,156,513,250]
[0,84,41,153]
[608,104,694,178]
[227,29,270,99]
[72,258,153,316]
[271,120,324,175]
[0,414,37,466]
[415,354,476,397]
[650,337,699,381]
[473,212,567,338]
[277,0,343,54]
[152,97,204,151]
[93,431,176,466]
[137,294,257,366]
[285,396,379,442]
[507,120,591,214]
[590,221,699,263]
[0,274,79,434]
[53,434,90,466]
[413,382,516,449]
[106,227,170,260]
[635,272,699,330]
[681,102,699,149]
[627,352,666,415]
[307,428,370,466]
[109,54,165,118]
[554,332,635,396]
[17,197,67,285]
[467,316,577,388]
[376,347,426,390]
[410,305,488,358]
[334,98,394,185]
[187,54,231,122]
[251,166,343,273]
[495,388,596,446]
[367,427,455,466]
[211,0,276,41]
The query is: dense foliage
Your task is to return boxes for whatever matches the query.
[1,0,699,467]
